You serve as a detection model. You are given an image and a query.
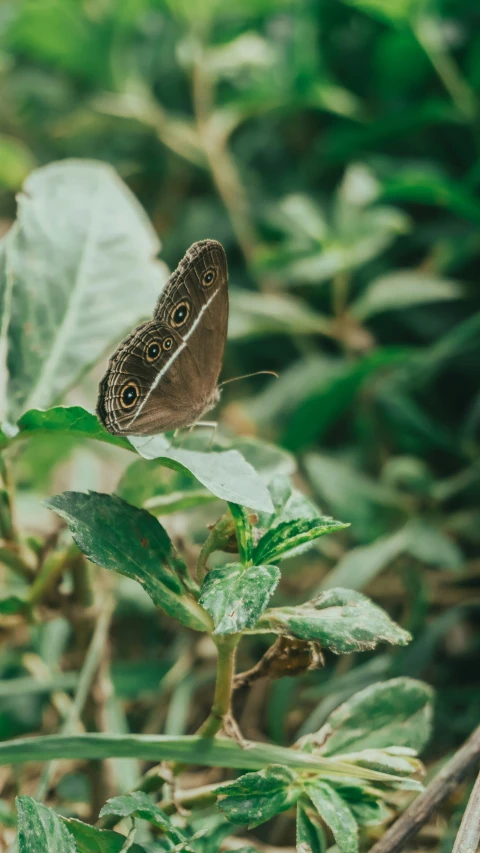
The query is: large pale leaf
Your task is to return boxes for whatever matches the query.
[130,435,274,513]
[259,588,411,653]
[44,491,209,630]
[17,796,77,853]
[200,563,280,634]
[305,781,358,853]
[216,765,299,828]
[299,677,433,756]
[3,160,166,420]
[352,271,464,321]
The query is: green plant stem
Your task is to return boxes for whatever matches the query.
[196,635,239,738]
[28,548,72,607]
[158,782,221,814]
[197,530,217,585]
[35,599,114,800]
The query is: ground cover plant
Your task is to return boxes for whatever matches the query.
[0,1,479,851]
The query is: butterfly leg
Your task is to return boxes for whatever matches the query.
[194,420,218,450]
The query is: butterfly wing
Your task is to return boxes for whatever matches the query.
[97,240,228,436]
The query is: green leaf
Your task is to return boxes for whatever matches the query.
[253,517,349,565]
[16,796,77,853]
[130,436,274,513]
[229,289,331,339]
[200,563,280,634]
[217,765,299,828]
[228,503,254,565]
[0,135,35,191]
[100,792,192,848]
[259,475,320,530]
[14,406,131,451]
[326,782,391,827]
[3,160,166,421]
[352,271,464,321]
[44,492,209,630]
[296,801,327,853]
[299,678,433,756]
[0,595,25,615]
[63,818,146,853]
[260,589,411,653]
[338,747,423,779]
[305,780,358,853]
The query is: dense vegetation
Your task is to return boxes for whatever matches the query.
[0,0,479,851]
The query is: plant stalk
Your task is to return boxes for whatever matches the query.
[196,635,239,738]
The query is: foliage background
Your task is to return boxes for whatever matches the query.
[0,0,479,850]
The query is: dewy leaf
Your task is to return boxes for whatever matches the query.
[217,765,299,828]
[299,678,433,756]
[253,517,349,565]
[228,502,254,565]
[260,588,411,653]
[4,160,167,420]
[100,792,192,849]
[17,796,77,853]
[304,780,358,853]
[296,801,327,853]
[63,817,146,853]
[44,492,210,631]
[200,563,280,634]
[130,435,274,513]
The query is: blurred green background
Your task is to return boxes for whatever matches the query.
[0,0,479,848]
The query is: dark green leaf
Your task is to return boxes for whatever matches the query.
[0,595,25,615]
[200,563,280,634]
[130,436,274,513]
[253,517,349,565]
[63,818,146,852]
[217,765,299,828]
[44,492,209,630]
[305,780,358,853]
[228,502,254,564]
[261,588,411,653]
[296,801,327,853]
[324,781,390,827]
[100,792,192,849]
[299,677,433,756]
[16,796,77,853]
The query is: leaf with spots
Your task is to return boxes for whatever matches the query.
[253,517,349,565]
[217,765,300,828]
[17,796,78,853]
[258,588,411,653]
[200,563,280,634]
[44,491,209,630]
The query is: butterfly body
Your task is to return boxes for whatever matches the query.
[97,240,228,436]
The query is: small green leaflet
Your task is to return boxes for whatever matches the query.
[99,792,193,849]
[17,796,77,853]
[217,765,299,828]
[14,407,131,451]
[44,492,209,631]
[304,780,358,853]
[200,563,280,634]
[261,588,411,653]
[228,502,254,564]
[296,801,327,853]
[253,517,349,565]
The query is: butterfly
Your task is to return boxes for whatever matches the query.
[97,239,228,436]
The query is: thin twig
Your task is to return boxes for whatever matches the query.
[368,723,480,853]
[452,769,480,853]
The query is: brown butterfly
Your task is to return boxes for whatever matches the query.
[97,239,228,436]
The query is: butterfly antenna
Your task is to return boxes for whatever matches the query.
[219,370,278,387]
